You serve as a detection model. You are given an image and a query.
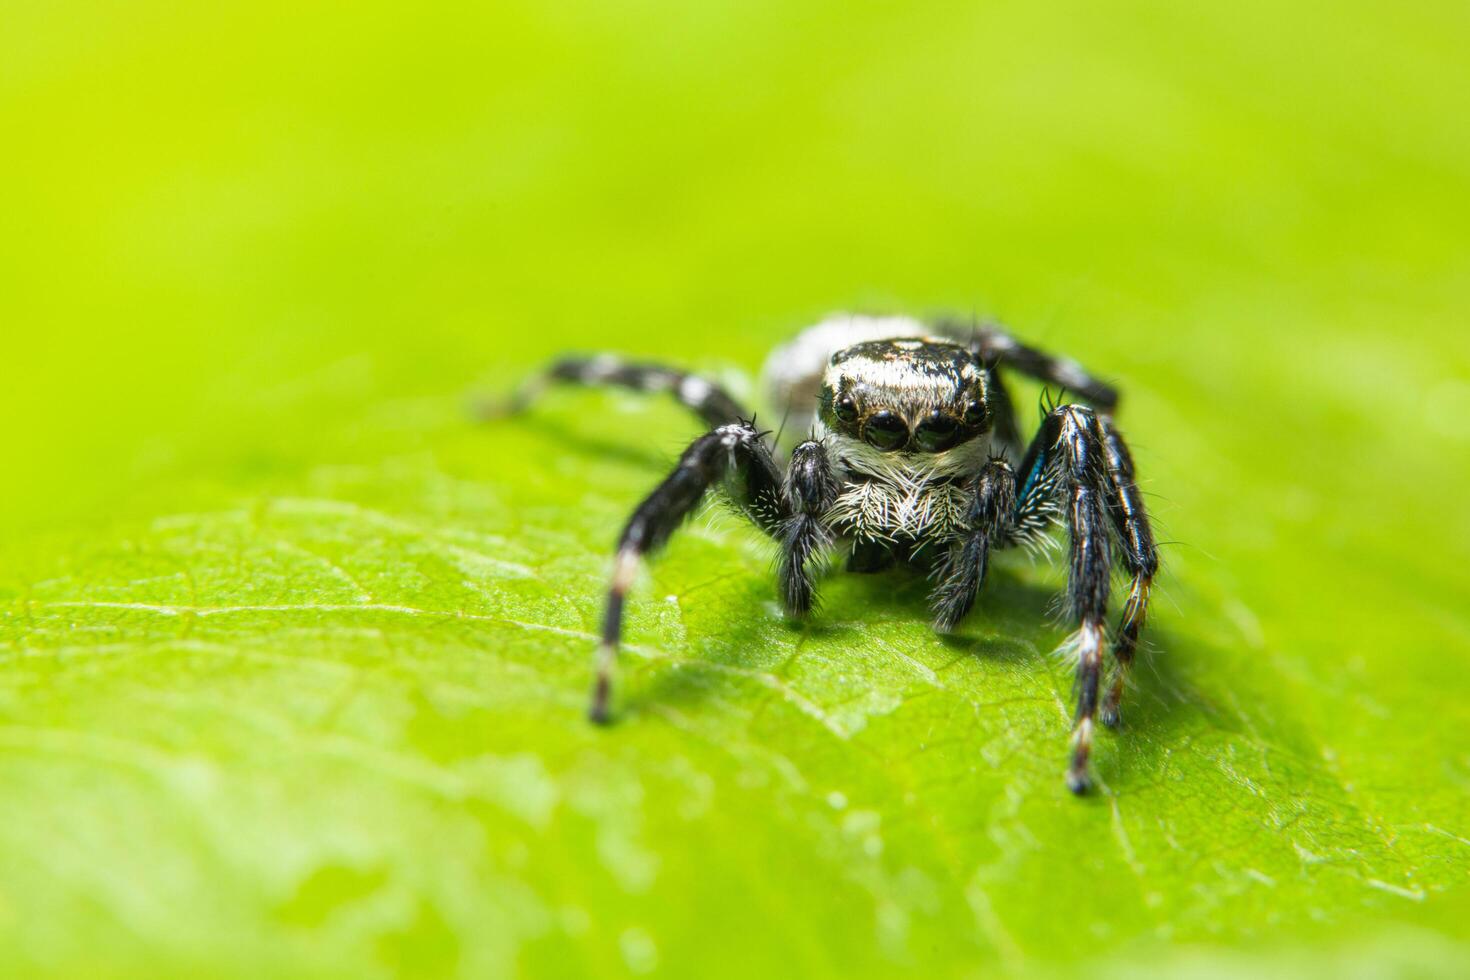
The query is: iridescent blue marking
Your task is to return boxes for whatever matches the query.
[1017,453,1047,513]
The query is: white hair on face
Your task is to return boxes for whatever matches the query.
[817,420,993,544]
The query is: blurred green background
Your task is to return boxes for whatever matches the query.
[3,0,1469,977]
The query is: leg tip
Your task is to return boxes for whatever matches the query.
[587,675,613,725]
[470,392,528,421]
[1065,770,1092,796]
[930,604,967,635]
[470,399,505,421]
[1100,704,1122,729]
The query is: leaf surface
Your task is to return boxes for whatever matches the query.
[2,0,1469,976]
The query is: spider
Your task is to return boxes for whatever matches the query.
[512,314,1159,794]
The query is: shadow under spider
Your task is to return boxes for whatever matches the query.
[495,403,1245,793]
[620,558,1222,788]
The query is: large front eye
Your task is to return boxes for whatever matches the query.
[863,411,909,451]
[913,410,960,452]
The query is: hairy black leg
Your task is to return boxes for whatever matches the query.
[1056,408,1112,794]
[777,440,838,615]
[954,322,1120,413]
[590,422,784,723]
[514,356,752,429]
[1097,416,1158,728]
[1014,405,1115,793]
[930,458,1016,632]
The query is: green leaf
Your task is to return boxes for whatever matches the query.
[3,0,1469,977]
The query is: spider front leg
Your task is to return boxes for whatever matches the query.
[589,425,836,723]
[778,440,839,615]
[1016,404,1156,793]
[931,458,1017,632]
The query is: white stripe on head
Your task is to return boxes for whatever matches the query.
[820,345,983,413]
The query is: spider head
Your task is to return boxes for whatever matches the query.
[817,339,990,453]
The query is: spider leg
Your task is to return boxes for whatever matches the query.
[1015,404,1120,794]
[778,440,839,615]
[930,458,1016,632]
[1097,415,1158,728]
[590,422,827,723]
[950,321,1120,414]
[513,356,752,429]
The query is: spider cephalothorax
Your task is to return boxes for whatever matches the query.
[818,339,991,452]
[816,338,996,549]
[514,314,1159,794]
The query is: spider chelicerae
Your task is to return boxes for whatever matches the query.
[513,314,1159,794]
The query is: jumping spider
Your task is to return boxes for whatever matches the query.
[514,314,1158,794]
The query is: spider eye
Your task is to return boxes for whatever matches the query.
[913,411,960,452]
[863,411,909,451]
[962,399,987,427]
[833,393,859,423]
